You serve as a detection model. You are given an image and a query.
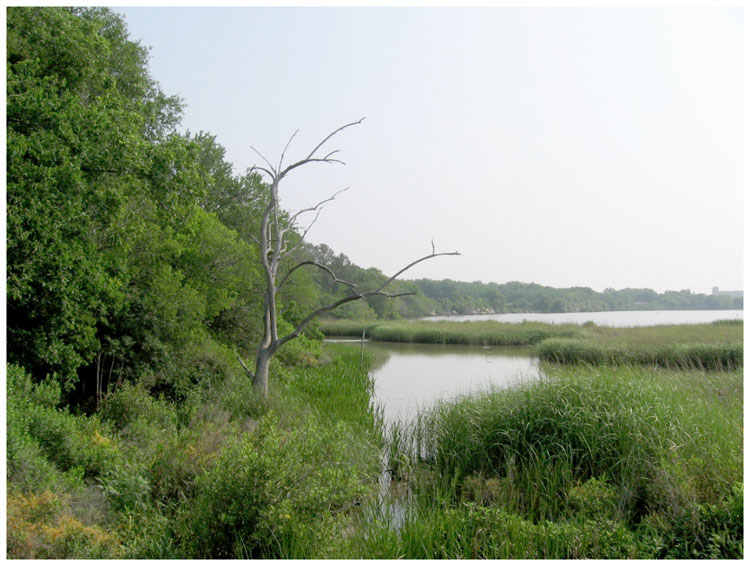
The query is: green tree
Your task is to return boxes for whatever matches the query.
[7,7,179,387]
[7,8,270,407]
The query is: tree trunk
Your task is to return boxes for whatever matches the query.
[254,348,273,397]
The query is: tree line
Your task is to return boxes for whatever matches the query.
[8,7,320,406]
[303,246,742,319]
[7,6,454,404]
[7,7,739,407]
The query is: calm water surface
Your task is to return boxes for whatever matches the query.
[423,309,743,327]
[363,342,541,423]
[332,309,743,423]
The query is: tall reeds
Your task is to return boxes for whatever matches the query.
[321,319,583,346]
[353,365,743,559]
[536,339,742,370]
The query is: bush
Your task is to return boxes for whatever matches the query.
[652,482,743,559]
[7,364,121,490]
[7,490,122,559]
[176,412,378,558]
[100,381,178,432]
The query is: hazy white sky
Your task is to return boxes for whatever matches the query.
[117,5,743,294]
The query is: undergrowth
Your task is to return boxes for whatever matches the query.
[6,345,382,559]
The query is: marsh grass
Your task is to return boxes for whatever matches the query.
[536,339,742,370]
[321,319,742,360]
[321,319,584,346]
[350,364,743,559]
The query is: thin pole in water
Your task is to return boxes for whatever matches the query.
[360,328,366,369]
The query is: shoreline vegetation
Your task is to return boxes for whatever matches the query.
[321,318,743,371]
[6,7,742,560]
[369,363,743,559]
[9,331,743,558]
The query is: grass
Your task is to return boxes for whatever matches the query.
[321,319,585,346]
[343,364,743,559]
[322,318,743,370]
[7,326,743,558]
[536,320,742,370]
[536,339,742,370]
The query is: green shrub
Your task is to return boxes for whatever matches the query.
[100,382,178,432]
[653,482,743,559]
[7,364,121,484]
[348,502,645,559]
[177,412,378,558]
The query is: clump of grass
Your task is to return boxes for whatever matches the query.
[321,319,583,346]
[407,366,740,518]
[366,364,742,559]
[536,339,742,370]
[345,501,649,559]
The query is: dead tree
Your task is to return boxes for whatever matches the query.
[238,119,459,396]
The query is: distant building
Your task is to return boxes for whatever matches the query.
[712,287,743,299]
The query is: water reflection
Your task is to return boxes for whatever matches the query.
[363,341,542,423]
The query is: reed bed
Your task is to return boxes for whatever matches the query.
[581,319,742,346]
[320,319,584,346]
[350,365,743,559]
[322,318,741,346]
[536,339,742,370]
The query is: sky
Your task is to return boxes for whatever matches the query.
[115,5,743,295]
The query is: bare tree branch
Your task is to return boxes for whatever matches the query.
[277,260,359,291]
[275,288,415,351]
[278,129,299,172]
[377,249,461,292]
[304,118,365,162]
[235,351,254,379]
[274,247,457,351]
[249,146,277,177]
[278,117,365,179]
[287,187,349,227]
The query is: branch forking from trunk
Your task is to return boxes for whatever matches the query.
[242,118,458,396]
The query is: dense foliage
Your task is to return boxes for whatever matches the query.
[365,366,743,559]
[6,7,319,407]
[6,7,742,559]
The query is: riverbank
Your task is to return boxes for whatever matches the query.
[8,331,744,558]
[320,319,585,346]
[343,363,743,559]
[320,318,743,370]
[7,345,383,559]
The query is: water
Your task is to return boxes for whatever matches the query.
[332,309,743,424]
[355,341,543,527]
[423,309,743,327]
[365,341,541,423]
[343,308,743,528]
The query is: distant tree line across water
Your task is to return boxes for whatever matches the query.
[305,244,742,320]
[5,6,741,405]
